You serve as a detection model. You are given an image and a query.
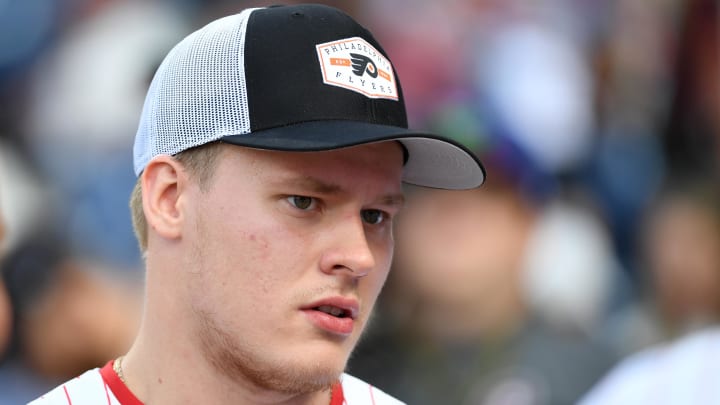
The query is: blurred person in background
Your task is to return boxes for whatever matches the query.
[0,191,18,403]
[0,191,10,359]
[5,237,142,379]
[0,140,143,398]
[0,141,61,404]
[581,180,720,404]
[642,181,720,336]
[579,3,720,402]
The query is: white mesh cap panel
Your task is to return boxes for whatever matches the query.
[133,8,258,175]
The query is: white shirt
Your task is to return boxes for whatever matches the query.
[580,327,720,405]
[29,360,404,405]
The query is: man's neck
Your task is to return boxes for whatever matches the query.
[120,311,332,404]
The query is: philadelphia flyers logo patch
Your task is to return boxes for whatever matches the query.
[316,37,398,100]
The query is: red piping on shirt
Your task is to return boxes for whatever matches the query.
[99,360,144,405]
[330,381,345,405]
[62,385,72,405]
[368,385,377,405]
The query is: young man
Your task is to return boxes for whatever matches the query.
[31,4,484,404]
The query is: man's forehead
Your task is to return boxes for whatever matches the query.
[233,141,404,171]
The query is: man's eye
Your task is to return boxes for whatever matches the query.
[361,209,385,225]
[287,195,316,210]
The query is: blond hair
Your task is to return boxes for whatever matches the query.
[130,142,223,252]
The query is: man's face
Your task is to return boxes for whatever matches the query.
[182,142,404,393]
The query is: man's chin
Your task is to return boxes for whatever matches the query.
[248,363,343,395]
[197,308,350,394]
[269,351,348,394]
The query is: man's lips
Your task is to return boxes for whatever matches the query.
[300,297,360,336]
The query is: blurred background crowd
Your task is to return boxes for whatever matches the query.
[1,0,719,404]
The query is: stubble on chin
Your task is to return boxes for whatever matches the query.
[194,307,340,395]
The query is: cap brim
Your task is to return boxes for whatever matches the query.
[220,120,485,189]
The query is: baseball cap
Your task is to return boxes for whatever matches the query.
[133,4,485,189]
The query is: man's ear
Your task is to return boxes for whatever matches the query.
[141,155,187,243]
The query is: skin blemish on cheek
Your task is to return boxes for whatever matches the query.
[248,233,269,249]
[244,232,271,263]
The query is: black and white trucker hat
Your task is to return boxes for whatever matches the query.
[133,4,485,189]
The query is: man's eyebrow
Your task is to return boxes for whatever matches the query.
[272,176,344,194]
[377,193,406,208]
[272,175,405,207]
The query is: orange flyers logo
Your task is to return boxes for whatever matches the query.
[316,37,398,100]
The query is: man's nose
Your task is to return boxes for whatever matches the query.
[318,215,375,278]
